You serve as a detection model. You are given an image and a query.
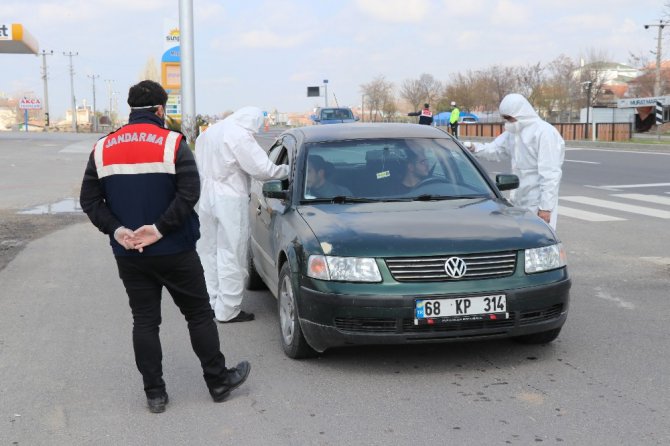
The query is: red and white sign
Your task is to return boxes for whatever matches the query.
[19,97,42,110]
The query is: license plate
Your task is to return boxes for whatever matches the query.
[415,294,507,324]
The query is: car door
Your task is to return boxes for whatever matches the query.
[249,136,294,291]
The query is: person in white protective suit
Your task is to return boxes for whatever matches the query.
[464,93,565,230]
[195,107,289,323]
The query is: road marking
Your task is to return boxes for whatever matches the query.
[591,182,670,191]
[569,148,670,156]
[564,159,600,164]
[558,205,625,222]
[612,193,670,206]
[560,196,670,219]
[595,287,635,310]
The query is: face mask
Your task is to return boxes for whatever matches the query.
[504,121,520,134]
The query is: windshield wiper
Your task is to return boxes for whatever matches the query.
[303,196,381,204]
[411,194,487,201]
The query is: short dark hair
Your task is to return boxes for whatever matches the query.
[127,80,168,110]
[424,103,430,108]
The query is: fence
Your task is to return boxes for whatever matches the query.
[452,122,633,142]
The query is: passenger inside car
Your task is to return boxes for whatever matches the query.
[305,155,352,198]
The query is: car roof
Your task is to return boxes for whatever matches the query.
[285,123,452,144]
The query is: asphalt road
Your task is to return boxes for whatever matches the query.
[1,130,669,445]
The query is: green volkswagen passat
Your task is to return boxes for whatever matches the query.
[247,123,570,358]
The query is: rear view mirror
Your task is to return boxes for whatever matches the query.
[495,174,519,191]
[262,180,288,199]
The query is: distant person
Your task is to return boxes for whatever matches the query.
[449,101,460,137]
[464,93,565,229]
[195,107,289,323]
[408,103,433,125]
[306,155,351,197]
[79,80,250,414]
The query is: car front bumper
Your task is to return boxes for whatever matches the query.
[297,276,571,352]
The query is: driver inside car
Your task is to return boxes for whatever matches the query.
[398,149,430,193]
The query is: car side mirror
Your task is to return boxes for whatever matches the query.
[495,174,519,191]
[262,180,289,200]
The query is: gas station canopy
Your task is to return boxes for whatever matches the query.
[0,23,39,54]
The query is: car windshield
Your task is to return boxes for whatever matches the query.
[301,138,495,201]
[320,108,353,120]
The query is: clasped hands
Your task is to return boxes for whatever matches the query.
[114,225,163,253]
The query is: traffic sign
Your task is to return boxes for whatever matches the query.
[617,96,670,108]
[19,97,42,110]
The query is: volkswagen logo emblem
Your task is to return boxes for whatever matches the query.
[444,257,467,279]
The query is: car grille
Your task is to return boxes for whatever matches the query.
[385,251,517,282]
[333,304,563,334]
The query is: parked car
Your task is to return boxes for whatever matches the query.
[247,123,570,358]
[459,112,479,124]
[311,107,358,124]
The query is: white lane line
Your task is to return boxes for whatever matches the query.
[558,205,625,222]
[591,182,670,191]
[612,193,670,206]
[564,159,600,164]
[560,196,670,219]
[569,148,670,156]
[595,287,635,310]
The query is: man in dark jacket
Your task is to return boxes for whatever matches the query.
[80,80,250,413]
[408,103,433,125]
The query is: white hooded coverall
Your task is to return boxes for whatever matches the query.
[195,107,289,321]
[470,94,565,230]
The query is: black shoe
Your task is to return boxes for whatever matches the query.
[218,311,255,324]
[209,361,251,403]
[147,393,168,413]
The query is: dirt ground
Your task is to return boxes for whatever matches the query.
[0,210,89,272]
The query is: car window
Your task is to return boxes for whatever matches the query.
[301,138,494,200]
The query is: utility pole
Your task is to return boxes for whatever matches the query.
[104,79,114,128]
[64,51,79,132]
[644,20,667,140]
[644,20,668,97]
[39,50,53,128]
[88,74,100,132]
[179,0,196,144]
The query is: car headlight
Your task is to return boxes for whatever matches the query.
[307,255,382,282]
[524,243,567,274]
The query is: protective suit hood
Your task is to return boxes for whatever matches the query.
[225,106,264,134]
[499,94,539,129]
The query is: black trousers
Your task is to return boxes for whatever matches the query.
[115,250,227,398]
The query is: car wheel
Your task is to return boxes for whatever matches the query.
[278,263,317,359]
[513,327,562,345]
[245,246,266,290]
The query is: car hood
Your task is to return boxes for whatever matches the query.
[297,199,557,257]
[319,119,357,124]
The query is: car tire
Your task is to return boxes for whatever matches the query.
[245,247,266,290]
[278,263,317,359]
[513,327,562,345]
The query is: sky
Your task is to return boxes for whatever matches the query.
[0,0,668,122]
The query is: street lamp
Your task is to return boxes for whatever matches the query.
[323,79,328,107]
[581,81,592,139]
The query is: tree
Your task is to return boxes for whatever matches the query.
[545,54,580,121]
[399,78,424,113]
[140,57,161,82]
[360,76,395,122]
